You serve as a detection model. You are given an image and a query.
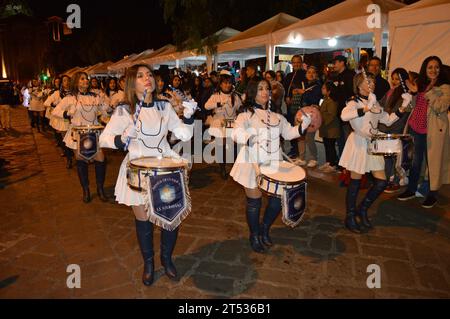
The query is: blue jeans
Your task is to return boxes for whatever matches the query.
[406,129,427,193]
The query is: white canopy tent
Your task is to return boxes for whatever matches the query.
[272,0,405,63]
[217,13,300,70]
[86,61,115,76]
[108,53,138,73]
[143,28,240,70]
[388,0,450,73]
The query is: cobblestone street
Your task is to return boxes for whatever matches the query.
[1,107,449,299]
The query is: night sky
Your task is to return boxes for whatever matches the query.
[6,0,417,72]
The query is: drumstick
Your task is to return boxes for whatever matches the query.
[124,89,147,151]
[398,73,413,110]
[281,149,297,166]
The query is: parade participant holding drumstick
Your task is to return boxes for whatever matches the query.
[230,79,311,253]
[53,72,110,203]
[99,64,195,286]
[339,72,409,233]
[205,70,242,179]
[45,75,73,168]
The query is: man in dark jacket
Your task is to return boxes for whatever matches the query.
[283,55,307,157]
[368,56,390,100]
[330,55,355,159]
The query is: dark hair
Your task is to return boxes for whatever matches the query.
[417,56,449,92]
[276,70,285,82]
[59,75,71,98]
[265,70,276,80]
[292,54,303,62]
[124,64,157,114]
[171,75,182,88]
[209,71,218,77]
[369,56,382,64]
[239,79,272,114]
[323,80,338,101]
[105,78,118,97]
[384,68,409,114]
[70,72,89,95]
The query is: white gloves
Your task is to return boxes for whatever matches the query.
[121,124,138,143]
[367,93,377,108]
[182,99,197,119]
[301,113,312,132]
[401,93,412,107]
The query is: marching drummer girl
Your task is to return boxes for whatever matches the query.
[45,75,73,168]
[230,79,312,253]
[339,72,409,233]
[205,70,242,179]
[28,79,47,133]
[53,71,110,203]
[99,64,196,286]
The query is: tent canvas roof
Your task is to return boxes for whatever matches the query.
[108,53,138,71]
[388,0,450,72]
[145,28,240,65]
[272,0,405,46]
[218,13,299,52]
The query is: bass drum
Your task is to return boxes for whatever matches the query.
[295,105,322,133]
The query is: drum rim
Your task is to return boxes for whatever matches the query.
[72,125,104,130]
[257,173,306,186]
[128,156,188,170]
[371,133,412,140]
[367,151,401,156]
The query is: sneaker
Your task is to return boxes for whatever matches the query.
[307,160,317,168]
[319,162,331,170]
[422,196,437,209]
[294,158,306,166]
[398,190,415,201]
[384,184,401,194]
[415,191,425,198]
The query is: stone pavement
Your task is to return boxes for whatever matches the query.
[0,107,449,299]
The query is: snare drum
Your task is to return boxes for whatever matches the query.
[368,133,411,156]
[257,160,306,197]
[72,125,104,160]
[127,157,189,192]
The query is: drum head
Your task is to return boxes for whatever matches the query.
[130,157,188,169]
[260,161,306,182]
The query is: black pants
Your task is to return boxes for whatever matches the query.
[323,138,338,167]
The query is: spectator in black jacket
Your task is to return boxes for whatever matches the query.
[368,56,390,100]
[283,55,307,157]
[330,55,355,160]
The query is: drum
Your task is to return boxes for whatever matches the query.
[368,133,412,156]
[72,125,104,161]
[126,156,189,192]
[257,160,306,197]
[295,105,322,133]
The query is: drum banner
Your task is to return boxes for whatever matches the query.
[281,182,307,228]
[146,171,191,231]
[77,132,99,161]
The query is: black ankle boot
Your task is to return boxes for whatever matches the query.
[76,160,90,203]
[135,219,154,286]
[345,179,362,233]
[161,227,179,280]
[94,160,108,202]
[261,196,282,247]
[357,178,387,229]
[65,148,73,169]
[246,197,265,253]
[82,187,91,203]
